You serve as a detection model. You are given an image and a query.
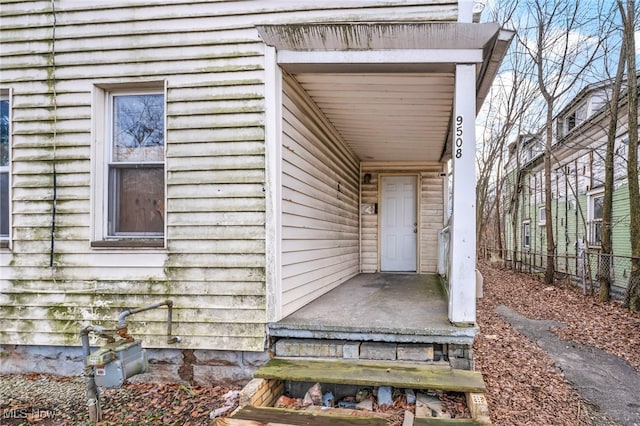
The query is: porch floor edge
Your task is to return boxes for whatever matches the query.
[268,324,477,344]
[269,273,477,345]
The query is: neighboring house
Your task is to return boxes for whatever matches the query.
[0,1,512,383]
[503,77,640,295]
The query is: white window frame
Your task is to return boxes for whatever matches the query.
[538,205,546,226]
[0,88,11,246]
[522,220,531,250]
[565,102,587,134]
[91,81,167,247]
[587,188,604,247]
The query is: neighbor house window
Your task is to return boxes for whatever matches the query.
[588,190,604,246]
[92,83,166,246]
[566,103,587,133]
[0,90,9,242]
[522,220,531,249]
[538,206,546,226]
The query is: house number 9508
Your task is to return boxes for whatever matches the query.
[455,115,463,159]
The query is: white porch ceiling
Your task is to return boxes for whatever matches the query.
[294,72,454,162]
[258,22,514,163]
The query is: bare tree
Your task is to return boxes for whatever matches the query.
[516,0,605,284]
[620,0,640,310]
[505,133,533,269]
[598,40,626,303]
[476,0,539,253]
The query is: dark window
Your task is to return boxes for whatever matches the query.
[589,194,603,245]
[0,96,9,238]
[522,221,531,249]
[107,94,164,236]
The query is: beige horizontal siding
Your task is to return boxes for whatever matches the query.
[0,0,458,351]
[280,75,359,316]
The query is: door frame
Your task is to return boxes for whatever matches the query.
[377,173,421,273]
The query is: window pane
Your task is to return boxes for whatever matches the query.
[113,94,164,162]
[0,99,8,167]
[0,172,8,236]
[109,167,164,235]
[522,222,530,248]
[1,97,9,237]
[593,195,603,220]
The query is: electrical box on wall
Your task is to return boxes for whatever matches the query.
[361,203,377,215]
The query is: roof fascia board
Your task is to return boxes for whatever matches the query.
[277,48,484,66]
[257,22,502,51]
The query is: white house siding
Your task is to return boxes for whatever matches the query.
[360,163,445,273]
[0,1,459,352]
[281,75,360,317]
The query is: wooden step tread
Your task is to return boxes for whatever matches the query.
[413,418,484,425]
[219,406,388,425]
[254,358,485,393]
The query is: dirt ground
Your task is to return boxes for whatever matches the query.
[474,262,640,425]
[2,263,639,425]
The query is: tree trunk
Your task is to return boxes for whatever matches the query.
[621,0,640,310]
[510,138,523,271]
[496,195,503,257]
[544,102,556,284]
[598,32,626,303]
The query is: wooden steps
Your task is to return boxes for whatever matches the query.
[254,358,486,393]
[413,419,484,425]
[217,411,485,426]
[215,357,490,425]
[219,406,388,425]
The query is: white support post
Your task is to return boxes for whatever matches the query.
[449,64,476,325]
[264,46,283,323]
[458,0,474,23]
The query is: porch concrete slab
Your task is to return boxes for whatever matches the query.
[269,273,477,344]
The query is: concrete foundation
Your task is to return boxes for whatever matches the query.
[0,344,270,387]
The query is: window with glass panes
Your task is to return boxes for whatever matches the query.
[107,93,165,236]
[0,92,9,239]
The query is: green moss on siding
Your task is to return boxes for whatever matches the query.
[146,277,172,295]
[249,267,266,282]
[0,305,20,317]
[200,64,263,74]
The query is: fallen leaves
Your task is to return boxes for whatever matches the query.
[95,382,240,425]
[475,262,639,425]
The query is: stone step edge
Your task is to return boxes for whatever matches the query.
[254,357,486,394]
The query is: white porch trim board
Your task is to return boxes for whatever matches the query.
[449,64,477,324]
[277,49,484,66]
[265,46,283,323]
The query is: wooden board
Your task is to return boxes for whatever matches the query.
[413,418,484,425]
[225,406,388,426]
[254,358,486,393]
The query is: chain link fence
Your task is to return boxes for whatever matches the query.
[479,246,639,300]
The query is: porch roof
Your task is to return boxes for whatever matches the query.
[258,23,514,162]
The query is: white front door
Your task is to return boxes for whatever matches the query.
[381,175,417,271]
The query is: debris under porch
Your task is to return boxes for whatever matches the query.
[219,357,490,425]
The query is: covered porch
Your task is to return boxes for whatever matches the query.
[260,18,514,329]
[269,273,476,345]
